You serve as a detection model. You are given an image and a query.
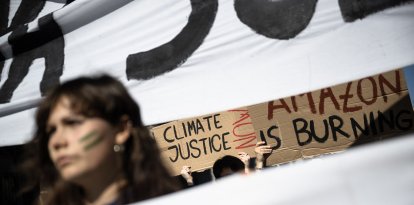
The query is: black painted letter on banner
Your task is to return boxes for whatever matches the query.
[338,0,414,22]
[234,0,318,40]
[0,14,65,103]
[126,0,218,80]
[0,0,46,81]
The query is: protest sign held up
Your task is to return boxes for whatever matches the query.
[151,69,414,175]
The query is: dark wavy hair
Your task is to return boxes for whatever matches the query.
[21,75,179,205]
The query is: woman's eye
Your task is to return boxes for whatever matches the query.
[63,118,84,126]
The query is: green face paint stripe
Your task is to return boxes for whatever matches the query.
[83,134,104,151]
[79,131,99,143]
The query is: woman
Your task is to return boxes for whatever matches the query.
[22,75,179,205]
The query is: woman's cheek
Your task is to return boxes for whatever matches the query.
[76,130,104,152]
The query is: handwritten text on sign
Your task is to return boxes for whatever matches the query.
[152,69,414,173]
[152,110,256,175]
[251,69,414,165]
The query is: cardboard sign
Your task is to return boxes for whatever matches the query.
[151,69,414,175]
[151,109,257,175]
[250,69,414,165]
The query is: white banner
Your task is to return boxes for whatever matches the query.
[1,0,414,146]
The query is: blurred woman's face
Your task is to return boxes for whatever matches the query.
[47,97,120,184]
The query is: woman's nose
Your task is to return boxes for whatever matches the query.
[51,129,68,151]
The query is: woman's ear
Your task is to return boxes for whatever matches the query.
[115,115,132,145]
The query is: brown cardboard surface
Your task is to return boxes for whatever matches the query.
[151,109,257,175]
[151,69,414,175]
[250,69,414,166]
